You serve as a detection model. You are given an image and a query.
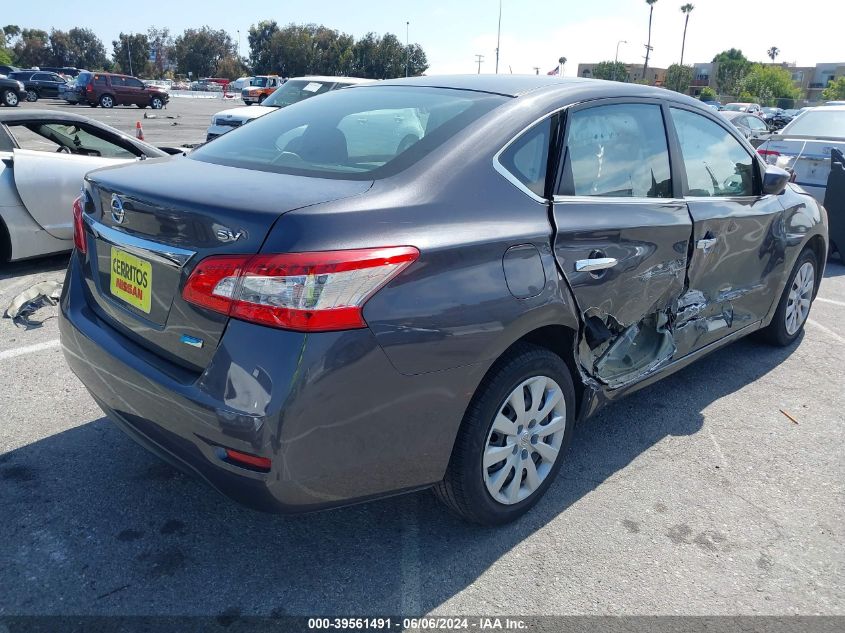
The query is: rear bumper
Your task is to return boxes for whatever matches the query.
[59,252,478,513]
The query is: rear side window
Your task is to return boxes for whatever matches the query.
[563,103,672,198]
[670,108,755,197]
[94,75,108,85]
[498,118,552,198]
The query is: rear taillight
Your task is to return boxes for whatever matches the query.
[72,195,87,254]
[86,83,93,94]
[182,247,419,332]
[757,149,780,165]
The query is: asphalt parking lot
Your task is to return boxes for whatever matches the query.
[1,97,844,621]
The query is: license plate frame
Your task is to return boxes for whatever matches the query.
[109,246,152,314]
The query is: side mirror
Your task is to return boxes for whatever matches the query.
[763,165,790,195]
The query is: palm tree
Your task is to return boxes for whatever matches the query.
[680,4,694,67]
[643,0,658,81]
[767,46,780,62]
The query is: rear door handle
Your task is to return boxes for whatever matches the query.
[575,257,617,272]
[696,237,718,251]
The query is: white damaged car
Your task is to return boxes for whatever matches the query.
[205,76,371,141]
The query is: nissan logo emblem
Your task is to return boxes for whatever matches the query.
[110,194,126,224]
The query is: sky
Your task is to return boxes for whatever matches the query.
[7,0,845,75]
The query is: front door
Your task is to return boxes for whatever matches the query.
[667,106,786,355]
[552,100,693,389]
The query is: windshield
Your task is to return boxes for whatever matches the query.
[262,80,336,107]
[783,110,845,138]
[191,86,506,180]
[250,77,269,87]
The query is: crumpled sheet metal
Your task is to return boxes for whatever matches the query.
[3,280,64,327]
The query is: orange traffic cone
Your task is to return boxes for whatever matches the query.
[135,121,144,141]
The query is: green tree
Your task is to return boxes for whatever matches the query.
[643,0,658,77]
[767,46,780,63]
[589,60,628,81]
[247,20,279,74]
[216,56,245,80]
[173,27,234,78]
[822,77,845,101]
[699,86,717,101]
[0,47,12,66]
[12,28,49,68]
[712,48,751,97]
[680,4,694,66]
[68,28,108,69]
[147,27,174,78]
[738,64,799,106]
[2,25,21,47]
[112,32,150,76]
[665,63,693,93]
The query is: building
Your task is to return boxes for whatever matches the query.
[577,63,667,86]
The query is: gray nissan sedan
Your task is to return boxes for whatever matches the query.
[60,76,828,525]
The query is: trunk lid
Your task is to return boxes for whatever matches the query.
[762,136,845,190]
[80,156,372,372]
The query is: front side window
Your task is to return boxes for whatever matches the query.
[563,103,672,198]
[670,108,755,197]
[498,118,552,198]
[191,86,506,180]
[125,78,145,89]
[9,123,139,158]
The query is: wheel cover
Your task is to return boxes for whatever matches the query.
[785,261,815,335]
[102,96,112,107]
[6,92,18,106]
[26,91,36,101]
[482,375,567,505]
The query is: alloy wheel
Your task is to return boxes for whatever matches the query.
[785,261,814,335]
[4,91,18,106]
[26,90,37,102]
[482,375,567,505]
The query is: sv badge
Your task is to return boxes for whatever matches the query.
[215,227,246,243]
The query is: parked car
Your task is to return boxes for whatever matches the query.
[61,76,827,525]
[0,76,26,107]
[241,75,284,104]
[721,110,772,145]
[8,70,69,101]
[207,76,371,141]
[757,104,845,255]
[143,79,172,91]
[824,101,845,106]
[36,66,82,78]
[722,102,763,115]
[59,79,80,104]
[0,65,20,77]
[74,72,169,109]
[228,76,253,92]
[761,107,793,130]
[701,100,721,110]
[0,110,169,262]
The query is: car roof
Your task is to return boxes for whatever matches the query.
[289,76,371,84]
[356,75,710,111]
[720,111,746,119]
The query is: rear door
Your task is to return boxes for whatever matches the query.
[6,121,142,239]
[550,100,693,388]
[667,106,786,355]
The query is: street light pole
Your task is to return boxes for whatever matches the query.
[495,0,502,74]
[614,40,627,81]
[475,54,484,74]
[405,21,410,77]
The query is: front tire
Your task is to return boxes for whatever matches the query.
[434,343,576,525]
[150,96,164,109]
[760,248,817,346]
[2,89,19,107]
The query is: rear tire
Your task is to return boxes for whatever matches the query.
[759,248,817,346]
[25,89,38,102]
[434,343,576,525]
[1,89,18,107]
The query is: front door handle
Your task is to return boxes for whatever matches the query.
[575,257,618,272]
[696,237,718,252]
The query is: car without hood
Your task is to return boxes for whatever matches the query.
[61,76,827,525]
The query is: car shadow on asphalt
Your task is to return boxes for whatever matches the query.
[823,258,844,278]
[0,254,69,282]
[0,335,799,617]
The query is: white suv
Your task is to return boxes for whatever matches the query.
[206,76,371,141]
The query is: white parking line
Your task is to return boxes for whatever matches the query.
[816,297,845,308]
[0,339,61,361]
[807,319,845,344]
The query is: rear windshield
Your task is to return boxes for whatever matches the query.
[783,110,845,137]
[75,72,92,86]
[191,86,507,180]
[723,104,746,111]
[262,80,335,107]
